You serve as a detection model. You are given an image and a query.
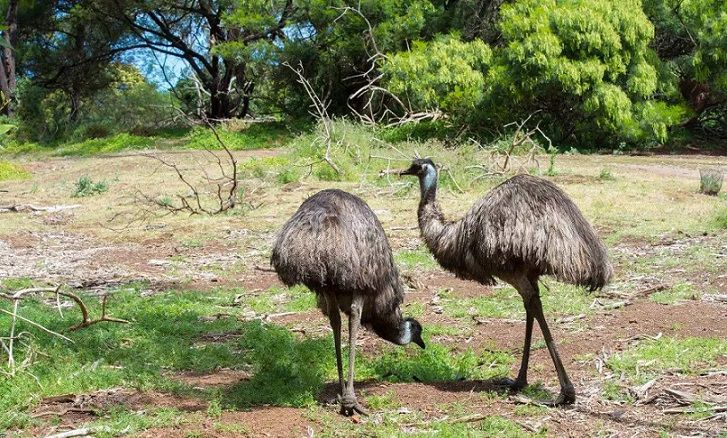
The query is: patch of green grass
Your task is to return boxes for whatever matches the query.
[404,301,426,318]
[364,342,515,383]
[394,248,439,271]
[601,380,634,403]
[0,277,36,291]
[688,401,717,420]
[365,391,401,410]
[56,133,156,156]
[520,383,554,401]
[241,285,317,314]
[221,321,332,408]
[513,404,549,417]
[606,337,727,384]
[213,421,249,434]
[0,285,278,430]
[72,176,109,197]
[0,159,31,181]
[93,406,187,438]
[599,167,615,181]
[712,204,727,230]
[426,323,470,337]
[442,283,592,319]
[650,282,701,305]
[184,122,295,151]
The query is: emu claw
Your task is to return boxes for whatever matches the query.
[493,377,528,392]
[548,387,576,406]
[338,393,368,417]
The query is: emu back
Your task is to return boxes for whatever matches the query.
[270,189,404,318]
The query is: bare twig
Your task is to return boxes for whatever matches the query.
[283,61,340,175]
[132,108,241,216]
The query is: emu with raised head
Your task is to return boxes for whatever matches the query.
[398,158,612,405]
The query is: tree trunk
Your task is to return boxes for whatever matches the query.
[0,0,17,116]
[69,92,81,123]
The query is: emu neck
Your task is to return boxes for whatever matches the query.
[417,172,464,273]
[417,173,448,256]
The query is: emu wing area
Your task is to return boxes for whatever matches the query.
[461,175,612,290]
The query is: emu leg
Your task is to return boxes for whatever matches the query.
[512,305,534,391]
[529,294,576,405]
[326,296,345,399]
[340,295,368,416]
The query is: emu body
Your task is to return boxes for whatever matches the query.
[400,159,612,405]
[271,189,424,415]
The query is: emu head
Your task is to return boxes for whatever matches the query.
[404,317,426,349]
[399,158,438,193]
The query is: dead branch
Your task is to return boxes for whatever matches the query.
[130,109,242,217]
[283,61,339,175]
[334,6,444,127]
[0,286,128,333]
[0,204,80,213]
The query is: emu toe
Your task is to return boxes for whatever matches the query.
[338,393,368,417]
[550,386,576,406]
[492,377,527,392]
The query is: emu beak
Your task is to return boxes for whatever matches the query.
[398,165,416,176]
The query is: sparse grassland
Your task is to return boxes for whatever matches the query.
[0,121,725,437]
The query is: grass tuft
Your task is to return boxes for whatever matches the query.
[73,176,109,197]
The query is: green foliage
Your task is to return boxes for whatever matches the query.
[15,65,176,144]
[72,176,109,197]
[0,159,30,181]
[606,337,727,384]
[382,34,492,118]
[494,0,683,145]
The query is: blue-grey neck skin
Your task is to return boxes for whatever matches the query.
[398,320,413,344]
[420,164,438,202]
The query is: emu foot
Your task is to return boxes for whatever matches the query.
[547,386,576,406]
[493,377,528,392]
[338,393,368,417]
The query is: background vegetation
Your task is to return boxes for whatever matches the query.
[0,0,723,151]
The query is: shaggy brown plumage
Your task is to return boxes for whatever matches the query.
[399,158,612,405]
[271,188,424,416]
[418,173,612,290]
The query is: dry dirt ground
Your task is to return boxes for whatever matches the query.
[1,150,726,437]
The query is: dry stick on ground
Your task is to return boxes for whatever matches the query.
[0,286,128,345]
[283,61,340,175]
[0,204,81,213]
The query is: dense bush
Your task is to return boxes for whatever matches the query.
[15,64,177,143]
[3,0,726,150]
